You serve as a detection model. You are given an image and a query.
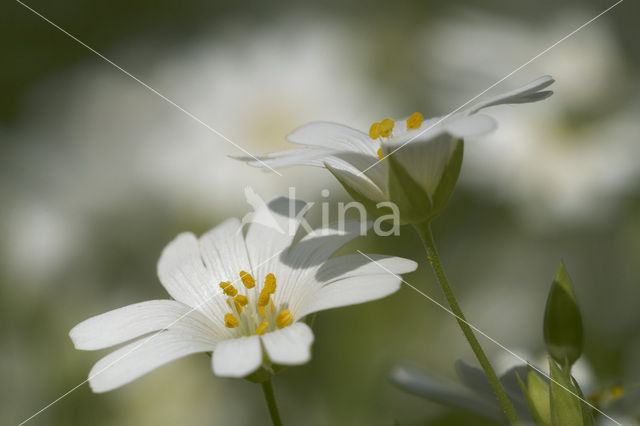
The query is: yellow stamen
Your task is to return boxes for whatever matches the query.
[379,118,394,137]
[224,313,239,328]
[234,294,248,306]
[275,309,292,328]
[232,295,248,314]
[264,273,276,294]
[239,270,255,289]
[270,298,274,314]
[254,321,269,335]
[222,284,238,297]
[219,281,231,290]
[234,302,244,314]
[377,148,384,161]
[258,304,266,318]
[611,385,624,399]
[258,288,271,306]
[407,112,423,129]
[369,122,382,139]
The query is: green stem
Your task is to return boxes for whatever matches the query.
[414,221,520,425]
[261,379,283,426]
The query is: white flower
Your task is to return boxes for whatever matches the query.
[420,10,639,226]
[235,76,553,222]
[69,196,417,392]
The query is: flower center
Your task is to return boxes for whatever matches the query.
[369,113,424,161]
[369,118,395,162]
[219,271,292,335]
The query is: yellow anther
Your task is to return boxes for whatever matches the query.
[222,284,238,297]
[377,148,384,161]
[407,112,423,129]
[369,122,382,139]
[611,386,625,399]
[234,294,248,306]
[264,273,276,294]
[275,309,292,328]
[379,118,394,137]
[258,288,271,307]
[258,304,266,319]
[230,294,247,314]
[219,281,231,290]
[239,270,255,289]
[224,313,239,328]
[254,321,269,335]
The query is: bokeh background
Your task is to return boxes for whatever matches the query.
[2,0,640,424]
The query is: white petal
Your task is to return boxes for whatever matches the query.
[157,232,219,318]
[316,254,417,283]
[299,274,402,317]
[289,220,373,269]
[88,331,214,393]
[443,113,497,138]
[233,147,337,169]
[287,121,374,155]
[470,75,555,113]
[261,322,314,365]
[70,300,215,350]
[245,196,309,281]
[199,217,251,284]
[211,335,262,378]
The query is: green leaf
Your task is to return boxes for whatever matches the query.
[549,359,583,426]
[431,138,464,217]
[544,262,583,367]
[517,373,543,425]
[386,150,433,224]
[517,366,551,425]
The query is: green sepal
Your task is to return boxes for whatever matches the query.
[386,150,433,224]
[571,376,595,426]
[544,262,584,367]
[549,358,583,426]
[324,162,382,218]
[517,366,551,425]
[244,365,274,384]
[430,138,464,218]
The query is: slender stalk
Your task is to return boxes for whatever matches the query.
[261,380,283,426]
[414,221,520,424]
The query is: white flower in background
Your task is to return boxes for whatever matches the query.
[69,196,417,392]
[236,76,553,222]
[1,16,381,286]
[420,9,640,226]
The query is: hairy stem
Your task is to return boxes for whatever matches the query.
[414,221,520,424]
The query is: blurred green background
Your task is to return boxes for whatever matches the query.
[2,0,640,424]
